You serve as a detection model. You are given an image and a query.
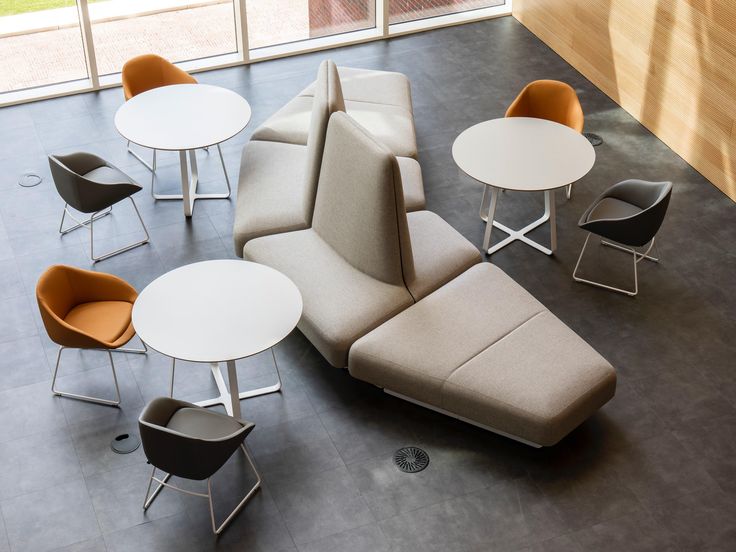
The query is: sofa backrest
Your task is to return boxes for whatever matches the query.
[303,60,345,224]
[313,112,415,286]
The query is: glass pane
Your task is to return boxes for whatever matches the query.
[389,0,504,25]
[247,0,375,50]
[89,0,238,76]
[0,0,88,93]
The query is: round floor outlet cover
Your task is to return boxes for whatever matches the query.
[584,133,604,147]
[393,446,430,473]
[111,433,141,454]
[19,172,42,187]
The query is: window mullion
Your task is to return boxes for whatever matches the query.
[234,0,250,63]
[77,0,99,88]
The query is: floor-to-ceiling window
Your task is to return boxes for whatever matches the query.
[0,0,89,93]
[246,0,376,50]
[88,0,238,77]
[0,0,509,104]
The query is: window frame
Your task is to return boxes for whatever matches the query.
[0,0,511,106]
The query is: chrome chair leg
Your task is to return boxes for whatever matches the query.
[90,197,150,262]
[143,467,175,510]
[573,234,659,296]
[208,444,262,535]
[114,340,148,355]
[51,347,121,406]
[59,204,111,235]
[566,183,572,200]
[127,140,156,173]
[142,444,261,535]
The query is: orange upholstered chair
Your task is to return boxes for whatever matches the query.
[121,53,197,101]
[121,54,230,197]
[36,265,146,406]
[506,80,584,198]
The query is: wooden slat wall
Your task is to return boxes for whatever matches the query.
[513,0,736,201]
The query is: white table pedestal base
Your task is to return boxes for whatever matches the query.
[480,187,557,256]
[153,149,231,217]
[194,349,282,418]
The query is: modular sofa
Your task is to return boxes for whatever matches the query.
[234,65,616,447]
[233,60,425,255]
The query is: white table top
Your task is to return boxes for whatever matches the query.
[132,260,302,363]
[452,117,595,192]
[114,84,251,151]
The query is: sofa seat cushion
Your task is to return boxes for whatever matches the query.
[406,210,481,300]
[347,101,416,158]
[243,228,414,368]
[251,96,314,145]
[233,140,311,256]
[300,66,413,111]
[348,263,616,446]
[396,157,425,212]
[251,97,417,158]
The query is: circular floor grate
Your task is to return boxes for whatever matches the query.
[393,446,430,473]
[584,132,604,147]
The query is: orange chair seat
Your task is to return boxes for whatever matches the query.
[64,301,134,346]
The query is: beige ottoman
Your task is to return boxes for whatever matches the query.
[348,263,616,447]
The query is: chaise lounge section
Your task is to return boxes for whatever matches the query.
[348,263,617,447]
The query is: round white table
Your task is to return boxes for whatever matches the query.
[132,260,302,418]
[115,84,251,217]
[452,117,595,256]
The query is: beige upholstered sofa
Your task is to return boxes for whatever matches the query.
[234,64,616,447]
[233,60,425,256]
[244,113,481,367]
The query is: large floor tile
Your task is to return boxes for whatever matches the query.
[269,466,374,545]
[1,479,100,552]
[0,430,82,501]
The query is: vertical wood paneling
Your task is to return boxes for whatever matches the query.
[513,0,736,200]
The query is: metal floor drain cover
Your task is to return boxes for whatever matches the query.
[111,433,141,454]
[393,446,429,473]
[584,132,603,147]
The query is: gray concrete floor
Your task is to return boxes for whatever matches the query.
[0,15,735,552]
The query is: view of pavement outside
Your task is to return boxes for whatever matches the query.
[389,0,502,24]
[0,0,503,94]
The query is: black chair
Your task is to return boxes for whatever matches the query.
[573,179,672,296]
[139,397,260,535]
[49,152,149,262]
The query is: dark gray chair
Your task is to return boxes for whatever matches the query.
[573,179,672,296]
[139,397,260,535]
[49,152,150,262]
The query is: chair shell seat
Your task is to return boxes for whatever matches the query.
[166,407,244,439]
[64,300,134,346]
[585,197,642,222]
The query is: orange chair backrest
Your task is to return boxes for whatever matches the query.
[36,265,137,349]
[122,54,197,101]
[505,80,584,133]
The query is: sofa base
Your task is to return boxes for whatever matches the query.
[385,389,543,448]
